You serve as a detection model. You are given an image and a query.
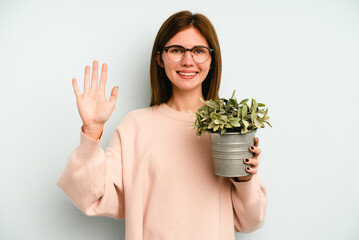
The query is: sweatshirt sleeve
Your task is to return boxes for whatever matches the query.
[56,126,125,219]
[230,174,267,233]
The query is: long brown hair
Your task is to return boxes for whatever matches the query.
[149,11,222,106]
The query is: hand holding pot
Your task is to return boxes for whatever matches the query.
[236,137,261,182]
[72,60,119,140]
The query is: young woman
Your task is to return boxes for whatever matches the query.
[57,11,267,240]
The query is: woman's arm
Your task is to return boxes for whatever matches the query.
[230,138,268,232]
[57,60,124,218]
[57,126,125,219]
[230,174,267,233]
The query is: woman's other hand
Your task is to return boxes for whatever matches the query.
[72,60,119,139]
[235,137,261,182]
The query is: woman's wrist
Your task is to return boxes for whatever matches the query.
[82,125,104,140]
[233,176,252,182]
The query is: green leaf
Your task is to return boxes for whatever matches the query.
[242,105,247,118]
[251,110,257,123]
[241,127,248,134]
[257,110,265,114]
[231,90,236,99]
[261,116,270,122]
[205,100,215,108]
[210,112,220,119]
[264,108,268,117]
[242,119,250,128]
[188,109,196,117]
[220,115,228,121]
[252,99,258,110]
[208,122,215,129]
[213,125,219,131]
[254,118,263,128]
[265,121,272,127]
[230,121,241,127]
[240,98,249,104]
[237,108,241,117]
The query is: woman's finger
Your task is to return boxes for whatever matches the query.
[91,60,99,89]
[254,137,259,147]
[109,86,119,106]
[249,145,261,158]
[72,78,81,97]
[99,63,108,93]
[243,157,259,168]
[84,65,90,91]
[245,166,258,175]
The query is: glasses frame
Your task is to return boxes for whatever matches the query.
[162,45,214,63]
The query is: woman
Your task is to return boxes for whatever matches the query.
[57,11,267,239]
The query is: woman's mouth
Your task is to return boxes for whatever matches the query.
[177,71,198,79]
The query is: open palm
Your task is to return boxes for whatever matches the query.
[72,61,118,129]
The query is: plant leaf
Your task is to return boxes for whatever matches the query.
[242,119,249,127]
[199,97,206,104]
[205,100,215,108]
[242,104,247,118]
[220,115,228,121]
[240,98,249,104]
[208,122,215,129]
[230,121,241,127]
[254,118,263,128]
[231,89,236,99]
[188,109,196,117]
[251,110,257,123]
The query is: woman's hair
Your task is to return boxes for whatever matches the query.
[149,11,222,106]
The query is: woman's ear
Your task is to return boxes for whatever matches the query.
[156,51,164,68]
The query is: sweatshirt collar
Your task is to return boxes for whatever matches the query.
[157,103,196,123]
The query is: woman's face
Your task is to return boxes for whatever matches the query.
[158,27,212,95]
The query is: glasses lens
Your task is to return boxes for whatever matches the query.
[192,47,210,63]
[166,46,211,63]
[167,46,185,62]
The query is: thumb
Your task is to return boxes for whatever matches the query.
[109,86,119,105]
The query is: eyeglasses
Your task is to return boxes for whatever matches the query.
[162,45,213,64]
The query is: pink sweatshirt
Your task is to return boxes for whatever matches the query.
[57,103,267,240]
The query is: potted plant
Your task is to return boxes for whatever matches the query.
[189,90,271,177]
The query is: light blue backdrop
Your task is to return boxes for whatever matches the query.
[1,0,358,239]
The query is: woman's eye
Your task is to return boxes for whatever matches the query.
[170,47,183,53]
[194,48,205,54]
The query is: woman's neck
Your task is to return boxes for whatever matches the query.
[166,88,205,113]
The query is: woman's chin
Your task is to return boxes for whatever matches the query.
[172,84,202,93]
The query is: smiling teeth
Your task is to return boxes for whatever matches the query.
[179,72,196,76]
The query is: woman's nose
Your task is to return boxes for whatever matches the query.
[181,51,194,66]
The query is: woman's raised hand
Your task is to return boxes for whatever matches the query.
[72,60,119,140]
